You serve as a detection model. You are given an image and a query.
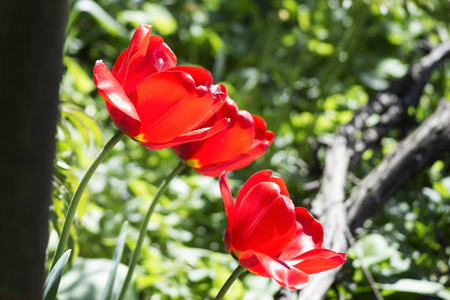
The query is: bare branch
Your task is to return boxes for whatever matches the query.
[292,99,450,300]
[344,228,384,300]
[276,41,450,300]
[348,41,450,169]
[294,136,349,300]
[347,100,450,228]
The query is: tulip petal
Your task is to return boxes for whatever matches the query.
[208,84,228,118]
[93,60,141,137]
[278,207,324,261]
[122,24,152,67]
[172,104,275,177]
[140,117,229,150]
[240,251,310,290]
[238,250,270,277]
[232,183,296,256]
[170,117,229,140]
[235,170,273,208]
[219,172,235,221]
[224,231,231,254]
[169,65,212,87]
[220,172,235,252]
[113,24,152,92]
[112,48,128,79]
[132,70,219,144]
[193,139,272,177]
[113,25,177,95]
[289,248,346,275]
[112,24,152,79]
[145,36,177,72]
[171,98,238,161]
[252,118,275,152]
[251,114,268,138]
[123,36,177,95]
[266,175,289,198]
[167,68,227,118]
[188,110,256,166]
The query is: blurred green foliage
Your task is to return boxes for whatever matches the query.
[52,0,450,299]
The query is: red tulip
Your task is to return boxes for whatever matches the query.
[94,24,228,150]
[172,97,274,176]
[220,170,346,290]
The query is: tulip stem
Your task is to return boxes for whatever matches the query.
[116,161,187,300]
[215,265,247,300]
[49,130,125,272]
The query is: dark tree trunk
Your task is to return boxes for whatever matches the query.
[0,1,67,299]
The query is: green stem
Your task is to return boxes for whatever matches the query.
[116,161,187,300]
[50,130,125,271]
[215,265,246,300]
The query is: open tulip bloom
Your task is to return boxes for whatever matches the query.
[173,97,274,176]
[94,24,229,150]
[219,170,346,290]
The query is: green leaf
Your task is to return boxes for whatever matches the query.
[61,102,102,145]
[307,39,335,56]
[376,58,408,78]
[118,3,177,36]
[57,258,136,300]
[359,71,389,90]
[72,0,127,38]
[379,279,450,299]
[348,233,395,267]
[58,120,74,150]
[128,179,171,208]
[44,249,72,300]
[100,221,128,300]
[64,57,95,94]
[297,5,311,32]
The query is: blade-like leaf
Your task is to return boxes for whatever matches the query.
[100,221,128,300]
[44,249,72,300]
[72,0,127,38]
[379,279,450,299]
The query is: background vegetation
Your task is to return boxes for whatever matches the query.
[51,0,450,299]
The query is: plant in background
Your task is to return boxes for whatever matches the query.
[215,170,346,299]
[173,96,274,177]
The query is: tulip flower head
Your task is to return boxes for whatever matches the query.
[173,97,274,176]
[94,24,229,150]
[220,170,346,290]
